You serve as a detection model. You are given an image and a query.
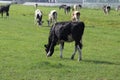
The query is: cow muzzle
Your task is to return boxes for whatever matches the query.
[47,51,52,57]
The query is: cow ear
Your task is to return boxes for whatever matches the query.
[44,44,47,48]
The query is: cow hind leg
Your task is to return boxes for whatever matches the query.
[71,41,82,61]
[77,45,82,61]
[77,42,82,61]
[71,44,77,60]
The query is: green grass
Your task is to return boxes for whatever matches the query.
[0,4,120,80]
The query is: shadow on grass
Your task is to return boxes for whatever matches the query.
[83,59,120,65]
[31,61,67,69]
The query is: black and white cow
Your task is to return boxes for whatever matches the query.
[47,10,57,27]
[0,4,11,17]
[44,21,85,61]
[73,4,82,11]
[34,9,43,26]
[102,5,111,14]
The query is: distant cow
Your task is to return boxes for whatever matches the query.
[59,4,66,10]
[34,3,38,9]
[71,11,80,22]
[64,6,71,14]
[73,4,82,11]
[44,21,85,61]
[102,5,111,14]
[34,9,43,26]
[59,5,71,14]
[47,10,57,26]
[0,4,11,17]
[116,5,120,11]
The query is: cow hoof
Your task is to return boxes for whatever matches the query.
[71,55,74,60]
[60,56,63,58]
[78,58,82,61]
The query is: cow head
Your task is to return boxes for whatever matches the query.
[44,43,55,57]
[44,34,56,57]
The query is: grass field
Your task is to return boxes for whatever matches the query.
[0,4,120,80]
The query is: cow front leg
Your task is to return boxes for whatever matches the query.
[1,12,3,17]
[71,45,77,60]
[6,12,9,16]
[60,42,64,58]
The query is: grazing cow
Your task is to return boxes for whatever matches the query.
[73,4,82,11]
[0,4,11,17]
[44,21,85,61]
[116,5,120,11]
[47,10,57,27]
[59,4,66,10]
[102,5,111,14]
[59,5,71,14]
[71,11,80,22]
[34,9,43,26]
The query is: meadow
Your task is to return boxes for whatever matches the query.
[0,4,120,80]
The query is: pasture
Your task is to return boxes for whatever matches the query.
[0,4,120,80]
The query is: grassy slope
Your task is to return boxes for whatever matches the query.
[0,5,120,80]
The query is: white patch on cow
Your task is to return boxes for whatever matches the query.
[67,34,73,42]
[47,51,51,57]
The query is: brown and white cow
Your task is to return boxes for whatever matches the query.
[71,11,80,22]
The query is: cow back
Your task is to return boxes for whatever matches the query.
[50,21,85,42]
